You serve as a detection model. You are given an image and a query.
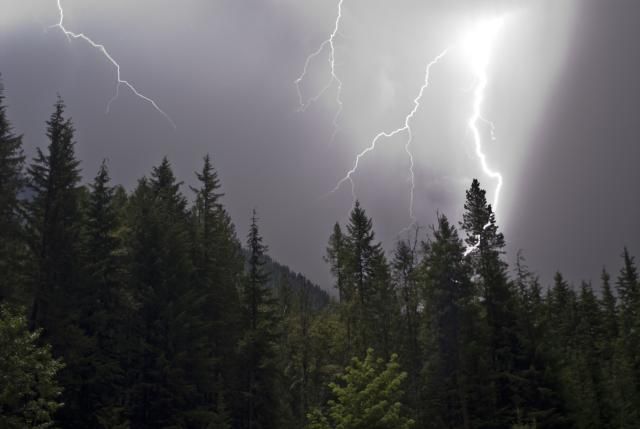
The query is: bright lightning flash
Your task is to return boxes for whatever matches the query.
[464,16,504,213]
[294,0,345,140]
[331,48,449,226]
[330,15,505,237]
[51,0,175,128]
[461,16,505,256]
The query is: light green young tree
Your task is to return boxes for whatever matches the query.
[307,349,414,429]
[0,304,64,428]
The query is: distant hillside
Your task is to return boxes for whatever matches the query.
[243,250,331,310]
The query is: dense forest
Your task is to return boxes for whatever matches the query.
[1,81,639,429]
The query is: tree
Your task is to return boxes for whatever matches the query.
[0,77,26,303]
[23,97,88,426]
[25,96,82,331]
[326,223,347,302]
[238,210,282,429]
[0,304,64,428]
[421,214,488,429]
[74,161,130,427]
[190,154,243,426]
[306,349,414,429]
[342,201,385,356]
[461,179,562,427]
[126,158,199,428]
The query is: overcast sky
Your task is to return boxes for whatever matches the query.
[1,0,638,289]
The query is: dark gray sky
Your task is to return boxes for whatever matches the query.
[1,0,637,289]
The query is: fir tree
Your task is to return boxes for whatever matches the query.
[239,210,281,429]
[0,78,26,303]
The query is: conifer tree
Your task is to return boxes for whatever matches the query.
[421,214,489,428]
[0,304,64,428]
[191,154,243,425]
[239,210,281,429]
[461,179,554,426]
[307,349,414,429]
[0,78,26,303]
[126,158,198,428]
[75,161,130,427]
[342,201,383,356]
[23,97,89,426]
[25,96,82,331]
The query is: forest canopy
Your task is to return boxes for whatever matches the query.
[0,83,639,428]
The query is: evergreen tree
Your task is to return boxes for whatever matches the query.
[325,222,347,302]
[191,154,243,426]
[24,97,89,426]
[25,97,82,331]
[461,179,527,425]
[0,304,64,428]
[421,214,489,429]
[75,161,130,427]
[238,210,281,429]
[342,201,383,356]
[391,238,421,415]
[613,249,640,424]
[126,158,197,428]
[0,78,26,303]
[307,349,414,429]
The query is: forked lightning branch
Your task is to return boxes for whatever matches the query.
[296,1,505,236]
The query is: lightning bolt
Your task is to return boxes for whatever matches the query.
[51,0,176,129]
[294,0,344,140]
[331,48,449,225]
[463,17,504,256]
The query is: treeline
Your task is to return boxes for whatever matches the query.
[1,82,640,429]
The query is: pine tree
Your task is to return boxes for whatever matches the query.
[76,161,130,427]
[190,154,243,425]
[421,214,489,428]
[24,97,89,426]
[342,201,383,356]
[0,78,26,303]
[126,158,198,428]
[238,210,281,429]
[614,248,640,424]
[25,96,82,331]
[460,179,527,426]
[325,223,347,302]
[392,238,421,415]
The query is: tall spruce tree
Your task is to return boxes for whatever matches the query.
[126,158,199,428]
[461,179,558,426]
[191,154,243,428]
[420,215,489,429]
[239,210,281,429]
[25,97,82,331]
[75,161,130,427]
[24,97,89,427]
[342,201,383,356]
[0,78,26,303]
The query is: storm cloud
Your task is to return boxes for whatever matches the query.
[1,0,636,288]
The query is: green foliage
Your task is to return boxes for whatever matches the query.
[0,304,63,428]
[307,349,414,429]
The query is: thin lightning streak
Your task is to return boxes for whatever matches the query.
[330,48,449,222]
[51,0,176,129]
[295,0,344,138]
